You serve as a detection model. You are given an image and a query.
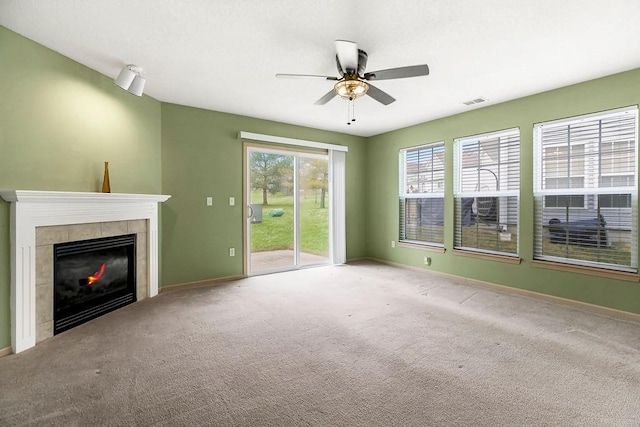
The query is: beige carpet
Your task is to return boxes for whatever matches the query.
[250,249,329,272]
[1,261,639,426]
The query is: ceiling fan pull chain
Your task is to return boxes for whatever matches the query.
[347,99,352,125]
[352,99,356,123]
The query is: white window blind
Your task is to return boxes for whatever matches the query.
[533,106,638,272]
[453,129,520,256]
[399,142,445,246]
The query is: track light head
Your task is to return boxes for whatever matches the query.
[114,65,146,96]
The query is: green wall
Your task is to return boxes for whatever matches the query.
[2,22,640,351]
[0,27,162,348]
[160,103,367,286]
[366,68,640,315]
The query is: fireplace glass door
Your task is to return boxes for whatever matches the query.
[54,234,136,334]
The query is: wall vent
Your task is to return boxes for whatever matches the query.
[463,97,488,106]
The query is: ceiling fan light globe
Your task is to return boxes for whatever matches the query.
[334,80,369,100]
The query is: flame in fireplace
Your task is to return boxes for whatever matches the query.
[87,263,106,285]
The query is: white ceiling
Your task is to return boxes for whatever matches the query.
[2,1,640,137]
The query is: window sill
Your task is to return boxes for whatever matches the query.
[531,260,640,282]
[452,249,521,264]
[398,241,446,253]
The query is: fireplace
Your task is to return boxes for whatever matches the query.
[54,234,136,334]
[0,190,171,354]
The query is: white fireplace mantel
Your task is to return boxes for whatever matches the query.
[0,190,171,353]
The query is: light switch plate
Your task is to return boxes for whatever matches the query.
[206,197,213,206]
[229,197,235,206]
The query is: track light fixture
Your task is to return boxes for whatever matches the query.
[114,64,146,96]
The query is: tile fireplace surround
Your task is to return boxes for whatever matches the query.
[0,191,171,354]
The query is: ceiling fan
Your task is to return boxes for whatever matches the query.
[276,40,430,114]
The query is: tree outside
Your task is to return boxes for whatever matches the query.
[300,158,329,208]
[250,152,293,205]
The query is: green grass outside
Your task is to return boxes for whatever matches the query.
[250,192,329,256]
[542,237,631,266]
[404,227,444,245]
[407,223,631,266]
[460,225,519,254]
[405,225,518,253]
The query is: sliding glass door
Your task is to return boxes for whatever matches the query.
[246,146,330,275]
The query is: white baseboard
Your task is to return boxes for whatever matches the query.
[160,274,245,293]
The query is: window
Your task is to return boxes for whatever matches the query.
[533,106,638,272]
[543,144,585,208]
[399,142,445,246]
[453,129,520,256]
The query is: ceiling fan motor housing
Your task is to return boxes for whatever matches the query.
[357,50,368,76]
[336,49,368,76]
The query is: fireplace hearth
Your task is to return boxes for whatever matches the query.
[54,234,136,334]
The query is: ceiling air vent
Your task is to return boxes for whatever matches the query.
[463,97,488,106]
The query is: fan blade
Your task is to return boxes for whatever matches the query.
[335,40,359,74]
[314,89,337,105]
[364,64,429,81]
[366,84,396,105]
[276,73,339,80]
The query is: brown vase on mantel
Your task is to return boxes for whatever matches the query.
[101,161,111,193]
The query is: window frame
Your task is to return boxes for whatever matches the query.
[453,128,520,257]
[399,141,446,247]
[533,105,638,272]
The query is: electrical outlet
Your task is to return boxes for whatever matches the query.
[229,247,235,257]
[424,256,432,266]
[206,197,213,206]
[229,197,235,206]
[391,240,396,248]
